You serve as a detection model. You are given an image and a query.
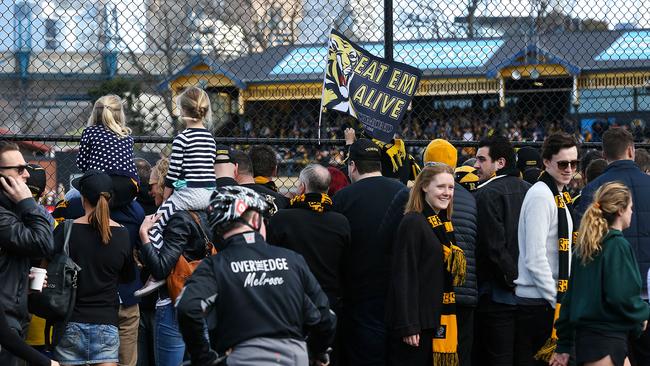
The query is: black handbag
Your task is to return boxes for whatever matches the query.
[28,219,81,347]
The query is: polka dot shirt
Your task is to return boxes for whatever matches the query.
[76,125,139,181]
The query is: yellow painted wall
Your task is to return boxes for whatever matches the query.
[500,64,570,78]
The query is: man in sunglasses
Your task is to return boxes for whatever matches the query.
[514,132,579,365]
[0,142,54,366]
[575,128,650,366]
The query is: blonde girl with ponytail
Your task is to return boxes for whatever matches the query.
[76,95,139,187]
[135,86,217,297]
[53,170,133,365]
[551,182,650,366]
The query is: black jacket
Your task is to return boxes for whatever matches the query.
[139,210,212,300]
[0,194,54,329]
[379,183,478,306]
[386,212,444,337]
[267,205,351,306]
[474,173,530,292]
[333,176,404,302]
[176,231,336,365]
[242,183,290,210]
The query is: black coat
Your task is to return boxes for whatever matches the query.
[379,184,478,306]
[333,176,404,302]
[176,232,336,364]
[474,175,530,292]
[386,212,444,337]
[0,194,54,329]
[267,205,350,306]
[139,210,213,300]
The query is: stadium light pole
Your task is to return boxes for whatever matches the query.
[384,0,394,61]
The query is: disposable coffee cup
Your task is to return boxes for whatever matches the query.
[29,267,47,291]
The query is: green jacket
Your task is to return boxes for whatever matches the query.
[556,230,650,354]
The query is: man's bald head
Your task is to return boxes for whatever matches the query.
[299,164,331,194]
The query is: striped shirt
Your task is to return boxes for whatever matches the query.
[165,128,217,188]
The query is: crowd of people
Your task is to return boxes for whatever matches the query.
[1,86,650,366]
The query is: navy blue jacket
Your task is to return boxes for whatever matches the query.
[576,160,650,295]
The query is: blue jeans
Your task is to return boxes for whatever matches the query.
[55,322,120,365]
[155,304,185,366]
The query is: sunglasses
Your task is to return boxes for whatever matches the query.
[0,165,29,175]
[556,160,579,170]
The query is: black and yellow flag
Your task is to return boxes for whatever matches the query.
[321,29,422,142]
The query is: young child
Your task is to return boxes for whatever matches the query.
[72,95,139,206]
[135,87,217,296]
[77,95,138,181]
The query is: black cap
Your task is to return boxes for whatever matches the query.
[71,170,113,205]
[349,138,381,162]
[522,167,543,185]
[516,147,542,172]
[215,144,233,164]
[26,164,47,199]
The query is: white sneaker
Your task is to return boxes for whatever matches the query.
[134,277,166,297]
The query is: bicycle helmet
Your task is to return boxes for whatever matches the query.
[207,185,271,234]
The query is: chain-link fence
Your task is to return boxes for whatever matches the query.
[1,0,650,199]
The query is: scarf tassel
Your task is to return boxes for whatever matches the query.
[433,352,459,366]
[448,245,466,286]
[534,304,562,362]
[533,336,557,362]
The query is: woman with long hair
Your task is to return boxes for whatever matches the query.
[53,171,133,366]
[386,164,465,366]
[551,182,650,366]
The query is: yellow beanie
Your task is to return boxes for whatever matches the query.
[424,139,458,169]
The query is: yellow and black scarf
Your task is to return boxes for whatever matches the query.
[289,193,332,213]
[254,176,279,193]
[424,205,466,366]
[534,171,577,362]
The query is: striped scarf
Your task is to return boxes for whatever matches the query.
[423,205,466,366]
[289,193,332,213]
[534,171,577,362]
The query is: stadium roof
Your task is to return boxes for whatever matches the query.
[166,29,650,87]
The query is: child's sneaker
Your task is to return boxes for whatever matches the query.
[134,276,166,297]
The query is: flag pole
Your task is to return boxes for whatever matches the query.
[317,28,334,146]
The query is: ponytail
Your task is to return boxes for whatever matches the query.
[575,182,631,264]
[177,87,212,125]
[90,192,112,245]
[576,204,609,264]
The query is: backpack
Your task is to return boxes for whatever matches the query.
[166,211,216,302]
[28,219,81,347]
